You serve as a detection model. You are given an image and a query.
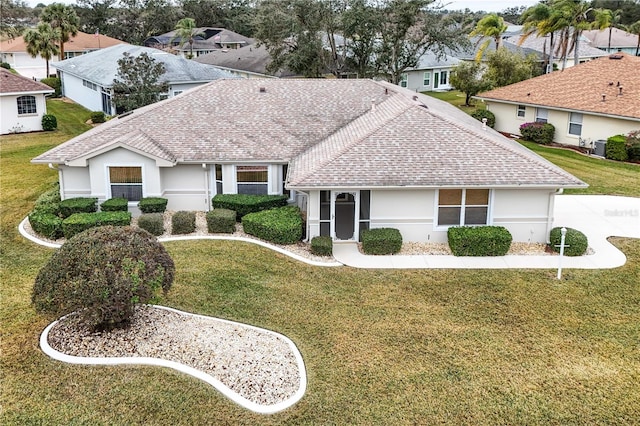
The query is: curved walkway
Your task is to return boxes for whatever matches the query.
[19,195,639,270]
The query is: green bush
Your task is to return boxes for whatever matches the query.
[605,134,628,161]
[59,197,97,218]
[213,194,289,221]
[90,111,106,123]
[206,209,236,233]
[33,185,61,215]
[549,227,588,256]
[0,62,10,70]
[626,130,640,161]
[310,235,333,256]
[41,114,57,131]
[171,211,196,234]
[138,197,168,213]
[361,228,403,255]
[100,197,128,212]
[28,211,63,240]
[519,122,555,145]
[471,109,496,128]
[41,77,61,96]
[137,213,164,236]
[242,206,303,244]
[447,226,512,256]
[32,226,174,331]
[62,211,131,239]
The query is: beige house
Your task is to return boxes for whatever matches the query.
[0,68,54,134]
[33,79,586,244]
[476,53,640,147]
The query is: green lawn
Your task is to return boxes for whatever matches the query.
[425,90,486,114]
[1,99,639,424]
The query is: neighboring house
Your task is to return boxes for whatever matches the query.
[32,79,586,245]
[582,28,640,55]
[475,53,640,147]
[399,51,459,92]
[0,31,126,80]
[0,68,54,134]
[143,28,254,58]
[194,44,294,78]
[52,44,237,116]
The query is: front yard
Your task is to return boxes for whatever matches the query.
[1,99,639,424]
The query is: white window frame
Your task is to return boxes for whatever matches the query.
[16,95,36,115]
[535,107,548,123]
[106,164,144,203]
[235,165,269,195]
[568,112,583,136]
[517,104,526,118]
[423,71,431,87]
[434,188,492,229]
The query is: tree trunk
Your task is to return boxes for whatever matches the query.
[608,26,613,52]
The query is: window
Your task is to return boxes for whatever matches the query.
[517,105,526,118]
[440,71,448,85]
[215,164,223,194]
[437,189,489,227]
[109,166,142,201]
[568,112,583,136]
[237,165,268,195]
[423,71,431,87]
[83,80,97,91]
[16,96,36,115]
[400,73,407,88]
[359,190,370,238]
[535,107,548,123]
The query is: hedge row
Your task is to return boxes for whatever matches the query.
[59,197,97,218]
[447,226,512,256]
[310,235,333,256]
[213,194,288,221]
[519,122,555,145]
[361,228,402,255]
[242,206,303,244]
[100,197,128,212]
[62,211,131,239]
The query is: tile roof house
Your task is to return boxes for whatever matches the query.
[399,51,459,92]
[32,79,586,244]
[0,31,126,80]
[52,44,237,116]
[0,68,54,134]
[476,53,640,147]
[143,28,254,59]
[582,27,640,55]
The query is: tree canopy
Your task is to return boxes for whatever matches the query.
[112,52,168,114]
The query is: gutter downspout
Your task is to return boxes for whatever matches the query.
[49,163,65,200]
[546,188,563,244]
[202,163,210,212]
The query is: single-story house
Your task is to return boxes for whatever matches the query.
[32,79,586,244]
[582,27,640,55]
[475,53,640,147]
[0,31,126,80]
[143,28,254,58]
[194,44,294,78]
[399,50,459,92]
[0,68,54,134]
[52,44,237,116]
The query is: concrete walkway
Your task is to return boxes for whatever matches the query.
[333,195,640,269]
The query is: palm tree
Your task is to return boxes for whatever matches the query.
[172,18,204,59]
[593,8,623,52]
[23,22,60,77]
[41,3,80,61]
[519,3,560,73]
[469,13,508,61]
[626,20,640,56]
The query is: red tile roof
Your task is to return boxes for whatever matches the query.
[477,53,640,120]
[0,68,54,94]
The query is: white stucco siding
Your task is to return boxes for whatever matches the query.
[0,93,48,134]
[492,189,553,243]
[60,72,104,113]
[370,189,437,242]
[59,165,91,199]
[487,101,640,147]
[161,164,209,211]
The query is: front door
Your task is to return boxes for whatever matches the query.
[332,192,356,240]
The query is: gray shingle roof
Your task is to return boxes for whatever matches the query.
[52,44,236,87]
[33,79,585,189]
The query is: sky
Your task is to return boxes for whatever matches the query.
[28,0,540,13]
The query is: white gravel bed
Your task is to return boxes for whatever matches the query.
[45,305,302,407]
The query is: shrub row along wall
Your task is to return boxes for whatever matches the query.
[242,206,303,244]
[448,226,512,256]
[213,194,288,221]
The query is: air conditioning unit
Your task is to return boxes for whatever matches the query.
[593,140,606,157]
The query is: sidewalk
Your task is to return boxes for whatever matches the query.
[333,195,640,269]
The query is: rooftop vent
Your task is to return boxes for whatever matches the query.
[609,54,623,60]
[412,95,418,101]
[259,87,266,93]
[618,86,623,96]
[601,94,606,102]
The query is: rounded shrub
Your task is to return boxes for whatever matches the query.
[0,62,10,70]
[311,235,333,256]
[549,227,588,256]
[605,134,628,161]
[100,197,128,212]
[242,206,303,244]
[171,210,196,234]
[32,226,175,330]
[206,208,236,233]
[361,228,402,255]
[29,211,63,240]
[138,197,168,213]
[471,109,496,128]
[42,114,57,131]
[447,226,512,256]
[519,122,555,144]
[137,213,164,236]
[90,111,106,123]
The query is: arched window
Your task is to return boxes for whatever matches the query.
[17,95,37,115]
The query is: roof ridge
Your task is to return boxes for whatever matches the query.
[290,93,414,184]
